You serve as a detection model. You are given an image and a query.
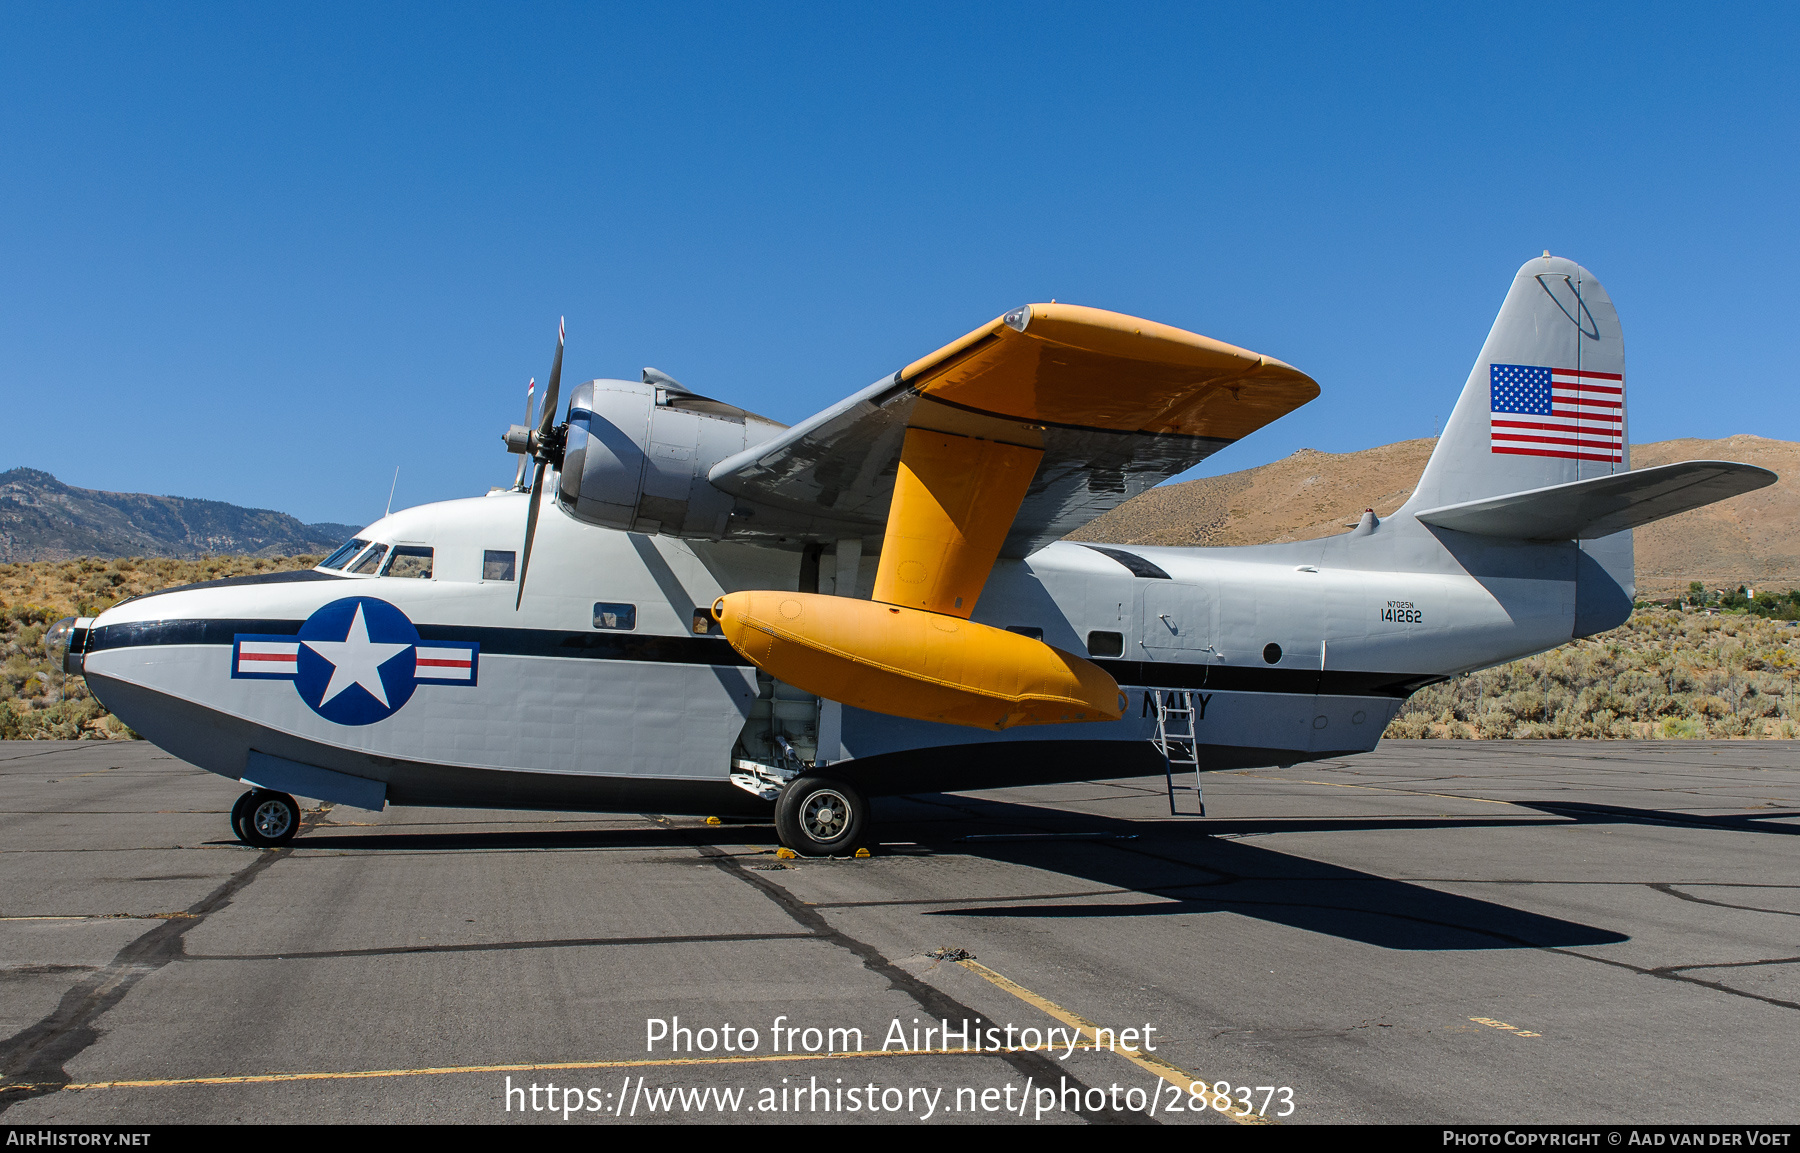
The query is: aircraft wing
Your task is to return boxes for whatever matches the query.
[707,304,1319,557]
[1413,460,1777,541]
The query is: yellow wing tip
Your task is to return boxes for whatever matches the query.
[904,302,1316,393]
[1019,302,1311,378]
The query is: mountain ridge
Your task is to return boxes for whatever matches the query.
[0,468,361,561]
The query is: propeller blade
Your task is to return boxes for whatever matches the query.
[512,376,536,490]
[536,317,565,440]
[516,319,564,605]
[516,460,546,611]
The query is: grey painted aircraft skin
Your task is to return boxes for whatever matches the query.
[68,256,1774,831]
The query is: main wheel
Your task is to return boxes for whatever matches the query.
[229,790,257,844]
[774,777,867,856]
[240,791,301,847]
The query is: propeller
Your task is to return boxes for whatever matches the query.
[502,317,566,610]
[511,376,536,490]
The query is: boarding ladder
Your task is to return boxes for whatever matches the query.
[1150,689,1205,816]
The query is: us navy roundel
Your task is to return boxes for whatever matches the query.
[231,597,478,725]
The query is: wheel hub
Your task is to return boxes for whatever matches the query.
[803,791,849,842]
[252,800,292,838]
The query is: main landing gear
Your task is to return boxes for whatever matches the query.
[231,789,301,847]
[773,776,868,857]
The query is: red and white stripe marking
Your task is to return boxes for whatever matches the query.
[236,641,299,674]
[413,645,474,681]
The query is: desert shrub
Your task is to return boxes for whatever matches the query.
[1385,606,1800,741]
[0,554,314,740]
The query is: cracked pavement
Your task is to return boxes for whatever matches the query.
[0,738,1795,1123]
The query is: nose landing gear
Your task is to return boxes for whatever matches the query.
[231,789,301,847]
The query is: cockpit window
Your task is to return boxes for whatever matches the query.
[347,544,388,575]
[383,546,433,579]
[320,539,370,570]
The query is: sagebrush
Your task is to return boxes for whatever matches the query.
[0,555,317,740]
[1383,608,1800,739]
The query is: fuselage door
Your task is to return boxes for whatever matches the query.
[1139,578,1219,660]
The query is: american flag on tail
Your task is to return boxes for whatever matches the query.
[1489,363,1624,463]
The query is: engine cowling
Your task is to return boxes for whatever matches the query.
[556,378,785,538]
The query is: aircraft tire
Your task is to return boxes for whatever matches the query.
[775,777,866,856]
[240,791,301,847]
[229,790,257,844]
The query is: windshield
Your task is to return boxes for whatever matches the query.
[320,538,370,570]
[347,544,388,575]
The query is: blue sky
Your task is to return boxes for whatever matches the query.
[2,3,1795,526]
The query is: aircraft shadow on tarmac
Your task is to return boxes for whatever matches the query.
[1509,799,1800,835]
[866,795,1629,951]
[263,790,1800,951]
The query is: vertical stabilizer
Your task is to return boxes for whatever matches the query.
[1404,254,1628,511]
[1403,255,1634,635]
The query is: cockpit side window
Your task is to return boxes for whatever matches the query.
[383,546,433,579]
[320,539,370,570]
[347,544,388,575]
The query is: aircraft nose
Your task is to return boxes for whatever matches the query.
[55,610,105,674]
[44,616,78,673]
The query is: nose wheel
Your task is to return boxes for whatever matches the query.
[231,789,301,847]
[774,776,867,856]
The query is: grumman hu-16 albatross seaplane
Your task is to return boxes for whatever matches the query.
[55,255,1775,854]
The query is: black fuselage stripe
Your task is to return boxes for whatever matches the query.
[1092,659,1442,699]
[86,618,1438,697]
[86,618,753,667]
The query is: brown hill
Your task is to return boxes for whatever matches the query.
[1071,435,1800,600]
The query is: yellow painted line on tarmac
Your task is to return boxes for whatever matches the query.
[1470,1016,1541,1037]
[23,1047,991,1093]
[956,958,1277,1125]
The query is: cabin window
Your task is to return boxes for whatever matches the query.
[483,550,516,581]
[383,546,434,579]
[320,539,370,570]
[1086,630,1124,658]
[594,602,636,631]
[1006,626,1044,640]
[347,544,388,575]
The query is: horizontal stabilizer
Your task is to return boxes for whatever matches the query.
[1413,460,1776,541]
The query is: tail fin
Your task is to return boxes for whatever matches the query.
[1402,254,1628,513]
[1402,254,1634,636]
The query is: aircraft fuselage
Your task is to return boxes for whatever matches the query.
[75,486,1607,816]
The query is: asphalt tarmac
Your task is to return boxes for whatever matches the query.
[1,739,1795,1126]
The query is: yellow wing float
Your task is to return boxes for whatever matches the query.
[713,303,1319,730]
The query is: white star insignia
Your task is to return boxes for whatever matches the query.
[303,604,412,708]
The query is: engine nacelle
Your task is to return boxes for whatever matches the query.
[556,378,786,538]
